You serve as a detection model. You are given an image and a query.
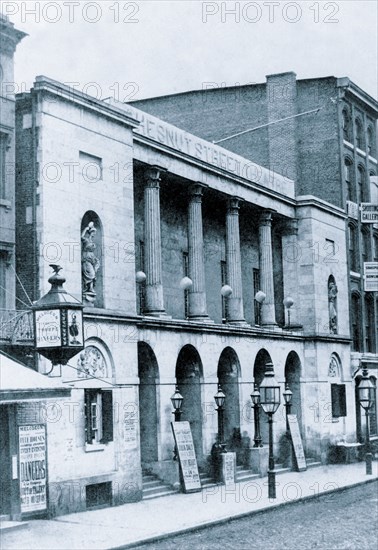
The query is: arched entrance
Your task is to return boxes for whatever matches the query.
[138,342,159,465]
[175,345,203,463]
[217,347,241,456]
[284,351,303,435]
[253,349,272,444]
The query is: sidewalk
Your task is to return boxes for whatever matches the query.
[2,462,377,550]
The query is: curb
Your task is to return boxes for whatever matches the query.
[112,477,378,550]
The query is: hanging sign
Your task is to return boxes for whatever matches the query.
[364,262,378,292]
[287,414,307,472]
[360,203,378,223]
[19,424,47,513]
[171,421,201,493]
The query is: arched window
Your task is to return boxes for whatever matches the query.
[361,228,370,265]
[348,224,358,272]
[367,126,376,157]
[355,118,364,150]
[351,292,362,351]
[328,276,338,334]
[357,165,367,202]
[81,211,104,308]
[344,158,354,202]
[342,109,352,142]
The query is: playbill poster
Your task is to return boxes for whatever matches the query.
[19,424,47,513]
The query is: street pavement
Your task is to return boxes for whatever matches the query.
[1,462,377,550]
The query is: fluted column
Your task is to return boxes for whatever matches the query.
[144,166,166,316]
[282,219,300,327]
[226,197,246,324]
[259,211,277,326]
[188,184,208,320]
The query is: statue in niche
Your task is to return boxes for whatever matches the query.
[81,221,100,304]
[328,280,338,334]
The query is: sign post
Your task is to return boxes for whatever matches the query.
[171,421,201,493]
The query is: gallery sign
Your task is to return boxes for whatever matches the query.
[364,262,378,292]
[360,203,378,223]
[19,424,47,513]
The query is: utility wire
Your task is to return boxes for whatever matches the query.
[10,263,33,305]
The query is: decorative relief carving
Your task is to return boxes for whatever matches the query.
[77,346,108,379]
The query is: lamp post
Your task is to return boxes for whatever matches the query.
[171,386,183,422]
[358,368,374,475]
[251,384,263,447]
[283,297,294,328]
[254,291,266,326]
[283,384,293,468]
[259,361,281,498]
[214,386,226,453]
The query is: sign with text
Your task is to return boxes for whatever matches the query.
[221,452,236,486]
[287,414,307,472]
[171,421,201,493]
[35,309,61,348]
[364,262,378,292]
[360,203,378,223]
[19,424,47,513]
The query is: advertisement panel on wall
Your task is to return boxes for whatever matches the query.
[19,424,47,513]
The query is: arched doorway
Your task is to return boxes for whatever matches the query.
[284,351,303,435]
[253,349,272,444]
[176,345,203,463]
[138,342,159,465]
[217,347,241,456]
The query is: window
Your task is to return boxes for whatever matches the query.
[361,229,370,265]
[367,126,376,157]
[253,268,261,325]
[365,296,375,353]
[355,118,364,150]
[357,165,367,203]
[351,293,362,352]
[374,233,378,263]
[342,109,351,142]
[344,158,354,202]
[221,260,227,323]
[79,151,103,183]
[0,133,8,199]
[331,384,347,418]
[84,389,113,445]
[86,482,112,510]
[348,224,358,272]
[183,252,189,318]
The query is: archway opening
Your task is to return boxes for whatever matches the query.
[217,347,241,460]
[175,345,203,463]
[284,351,302,433]
[138,342,159,465]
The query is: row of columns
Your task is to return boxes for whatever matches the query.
[143,165,295,326]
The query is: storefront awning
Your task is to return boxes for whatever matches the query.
[0,351,71,403]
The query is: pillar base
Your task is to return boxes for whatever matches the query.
[188,315,214,323]
[143,312,171,319]
[248,446,269,477]
[227,320,250,327]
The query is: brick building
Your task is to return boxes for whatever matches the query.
[8,73,369,517]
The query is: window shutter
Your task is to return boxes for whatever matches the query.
[101,391,113,443]
[84,390,93,444]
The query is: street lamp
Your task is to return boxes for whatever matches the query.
[259,361,281,498]
[358,368,374,475]
[251,384,263,447]
[214,386,226,452]
[283,384,293,468]
[171,386,184,422]
[254,291,266,326]
[283,297,294,328]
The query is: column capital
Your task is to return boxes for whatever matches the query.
[144,165,167,187]
[227,196,244,214]
[259,210,275,226]
[281,218,299,235]
[188,183,207,201]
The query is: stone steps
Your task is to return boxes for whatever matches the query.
[142,473,178,500]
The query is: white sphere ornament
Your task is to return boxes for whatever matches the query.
[135,271,146,284]
[255,290,266,304]
[180,277,193,290]
[221,285,233,298]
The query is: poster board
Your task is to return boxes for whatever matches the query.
[221,452,236,486]
[171,421,201,493]
[19,424,47,513]
[287,414,307,472]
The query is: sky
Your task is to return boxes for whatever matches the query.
[4,0,378,101]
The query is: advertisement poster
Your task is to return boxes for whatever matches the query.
[171,421,201,493]
[19,425,47,513]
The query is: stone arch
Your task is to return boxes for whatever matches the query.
[217,347,241,457]
[175,345,204,463]
[253,348,273,444]
[81,211,104,307]
[138,342,160,465]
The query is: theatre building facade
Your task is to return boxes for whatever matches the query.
[10,76,368,516]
